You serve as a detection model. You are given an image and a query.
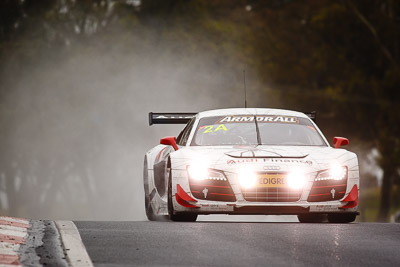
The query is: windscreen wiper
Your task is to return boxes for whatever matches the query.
[254,116,262,145]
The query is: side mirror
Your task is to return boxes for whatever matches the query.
[160,136,179,151]
[333,137,349,148]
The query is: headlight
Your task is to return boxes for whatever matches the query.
[187,163,227,181]
[238,167,257,189]
[315,163,347,181]
[187,161,209,180]
[287,168,306,190]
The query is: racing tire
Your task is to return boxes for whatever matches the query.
[297,214,327,223]
[144,156,168,221]
[327,213,357,223]
[167,166,198,222]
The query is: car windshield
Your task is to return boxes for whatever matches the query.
[191,115,326,146]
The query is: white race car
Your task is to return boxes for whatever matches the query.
[144,108,359,223]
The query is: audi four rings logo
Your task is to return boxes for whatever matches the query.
[263,166,281,170]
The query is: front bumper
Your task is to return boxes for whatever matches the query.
[171,169,359,215]
[174,199,358,215]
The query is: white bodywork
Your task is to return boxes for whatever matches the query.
[144,108,359,217]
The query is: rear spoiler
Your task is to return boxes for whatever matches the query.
[149,112,196,126]
[149,111,317,125]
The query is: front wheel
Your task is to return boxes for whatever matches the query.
[327,213,357,223]
[167,167,197,222]
[144,156,168,221]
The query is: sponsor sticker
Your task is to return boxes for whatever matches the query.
[201,204,234,211]
[200,124,227,134]
[217,115,299,124]
[227,158,259,165]
[257,173,287,188]
[263,158,313,166]
[310,205,339,212]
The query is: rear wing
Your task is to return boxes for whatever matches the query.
[149,111,316,125]
[149,112,196,126]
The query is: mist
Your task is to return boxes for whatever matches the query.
[0,14,262,220]
[2,1,392,222]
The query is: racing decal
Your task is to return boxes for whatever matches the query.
[155,147,168,162]
[200,204,234,211]
[149,112,196,125]
[258,177,286,187]
[217,116,299,124]
[154,115,193,119]
[263,158,313,166]
[331,188,336,199]
[310,205,340,212]
[227,158,259,165]
[199,124,227,133]
[257,173,287,188]
[202,188,209,198]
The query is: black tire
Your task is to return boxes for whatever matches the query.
[144,156,157,221]
[297,214,327,223]
[144,157,169,221]
[327,213,357,223]
[144,195,157,221]
[167,166,197,222]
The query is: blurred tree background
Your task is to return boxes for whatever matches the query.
[0,0,399,221]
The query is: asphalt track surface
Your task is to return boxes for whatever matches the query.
[75,220,400,267]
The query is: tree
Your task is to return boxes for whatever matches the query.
[247,0,400,221]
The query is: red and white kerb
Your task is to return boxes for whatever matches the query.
[0,216,29,266]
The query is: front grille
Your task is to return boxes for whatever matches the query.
[242,172,301,202]
[242,187,302,202]
[189,177,236,202]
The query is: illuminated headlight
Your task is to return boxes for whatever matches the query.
[287,169,306,190]
[315,163,347,181]
[238,167,257,189]
[187,164,227,181]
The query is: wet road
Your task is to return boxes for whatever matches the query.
[75,221,400,266]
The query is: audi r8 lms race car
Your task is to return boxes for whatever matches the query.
[143,108,360,223]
